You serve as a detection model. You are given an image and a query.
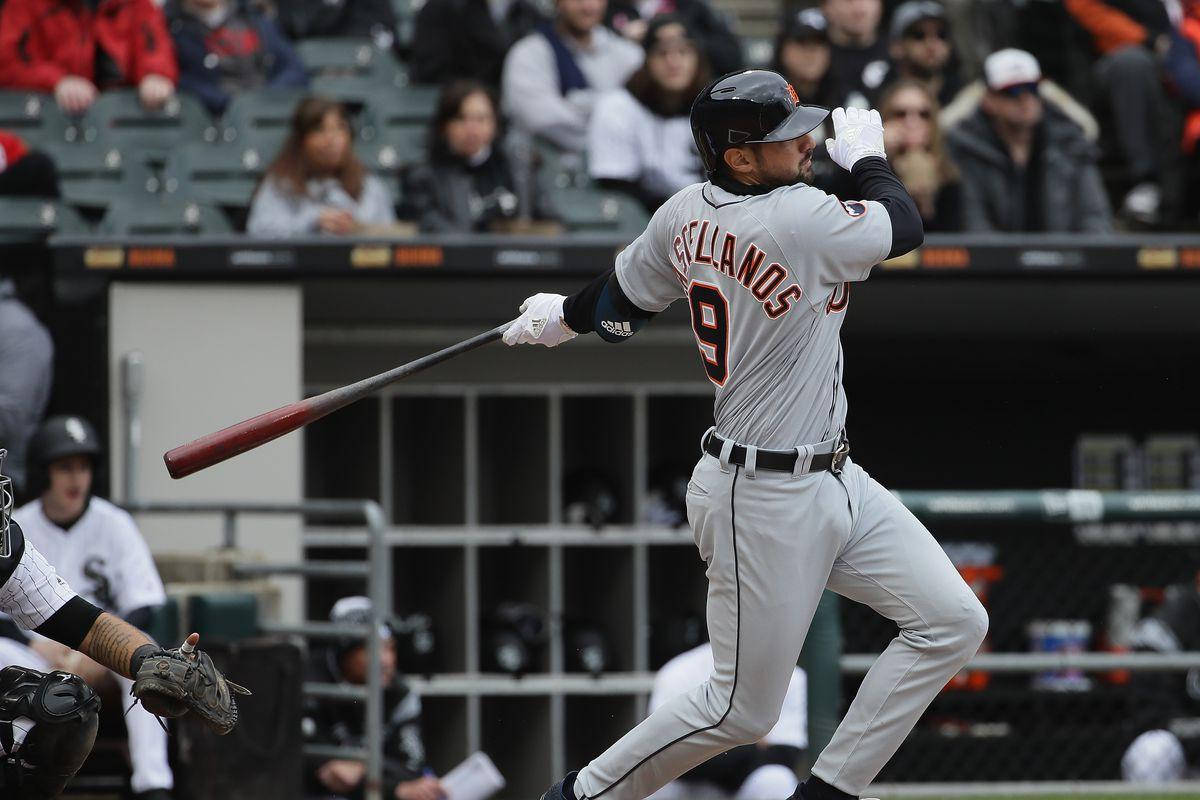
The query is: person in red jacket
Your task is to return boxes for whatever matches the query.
[0,0,179,114]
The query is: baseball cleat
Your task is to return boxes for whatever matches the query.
[540,770,579,800]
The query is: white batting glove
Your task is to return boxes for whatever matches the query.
[824,107,887,172]
[502,293,578,347]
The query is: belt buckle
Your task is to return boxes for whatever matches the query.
[830,437,850,475]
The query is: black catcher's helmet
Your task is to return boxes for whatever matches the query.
[690,69,830,178]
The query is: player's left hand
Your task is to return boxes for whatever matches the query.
[824,107,887,172]
[503,293,578,347]
[131,632,251,735]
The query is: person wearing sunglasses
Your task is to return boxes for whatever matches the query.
[877,0,961,107]
[944,48,1112,233]
[877,79,961,231]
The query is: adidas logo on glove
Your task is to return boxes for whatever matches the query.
[601,320,634,337]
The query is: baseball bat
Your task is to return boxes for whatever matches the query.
[163,319,517,479]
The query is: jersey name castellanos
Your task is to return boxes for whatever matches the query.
[615,180,893,450]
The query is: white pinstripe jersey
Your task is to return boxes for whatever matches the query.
[0,523,76,631]
[615,180,893,450]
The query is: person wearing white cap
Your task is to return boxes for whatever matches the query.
[944,48,1113,232]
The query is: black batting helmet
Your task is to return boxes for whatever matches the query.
[690,69,830,178]
[26,416,102,498]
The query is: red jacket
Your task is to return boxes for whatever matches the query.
[0,0,178,93]
[0,131,30,171]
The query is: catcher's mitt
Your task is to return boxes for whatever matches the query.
[131,639,251,735]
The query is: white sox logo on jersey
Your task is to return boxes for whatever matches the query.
[670,219,805,320]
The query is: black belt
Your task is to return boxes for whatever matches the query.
[703,432,850,475]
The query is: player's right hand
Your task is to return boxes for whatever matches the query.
[503,293,578,347]
[824,107,887,172]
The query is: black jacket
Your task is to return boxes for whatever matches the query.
[276,0,398,41]
[399,147,547,231]
[409,0,545,85]
[1128,583,1200,766]
[606,0,743,75]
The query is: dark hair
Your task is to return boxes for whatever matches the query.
[264,96,366,200]
[429,79,500,163]
[626,16,711,117]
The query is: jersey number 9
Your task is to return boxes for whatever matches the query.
[688,282,729,387]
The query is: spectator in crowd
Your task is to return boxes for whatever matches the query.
[304,596,445,800]
[247,96,396,236]
[879,79,961,230]
[588,15,709,212]
[605,0,741,75]
[400,80,548,231]
[500,0,643,153]
[0,280,52,496]
[409,0,545,86]
[945,49,1112,232]
[820,0,888,106]
[6,416,174,800]
[0,0,178,114]
[276,0,399,51]
[1064,0,1176,226]
[646,641,806,800]
[774,9,847,112]
[1175,0,1200,217]
[879,0,962,106]
[0,132,59,198]
[167,0,309,116]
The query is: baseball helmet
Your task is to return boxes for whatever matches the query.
[25,416,102,498]
[690,69,830,177]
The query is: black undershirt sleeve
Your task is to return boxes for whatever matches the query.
[562,267,655,335]
[34,595,104,650]
[850,156,924,259]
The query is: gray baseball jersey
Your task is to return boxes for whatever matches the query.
[616,181,892,450]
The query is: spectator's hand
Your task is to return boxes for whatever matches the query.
[317,759,366,793]
[138,74,175,110]
[824,107,887,172]
[395,776,446,800]
[317,208,357,234]
[53,76,98,114]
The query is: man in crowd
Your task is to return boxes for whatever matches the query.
[945,48,1112,232]
[0,0,177,114]
[276,0,400,51]
[880,0,961,105]
[304,596,445,800]
[605,0,742,75]
[500,0,643,152]
[0,280,52,495]
[8,416,175,800]
[168,0,309,116]
[820,0,888,106]
[410,0,546,86]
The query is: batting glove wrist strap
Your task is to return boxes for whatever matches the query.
[824,107,887,172]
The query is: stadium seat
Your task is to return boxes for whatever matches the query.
[40,139,158,211]
[162,141,269,209]
[312,75,426,114]
[294,37,406,83]
[391,0,417,51]
[220,88,309,145]
[0,197,90,239]
[0,91,75,143]
[547,186,649,235]
[356,122,426,169]
[98,197,232,235]
[80,90,216,163]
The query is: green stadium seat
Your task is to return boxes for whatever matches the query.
[40,139,158,211]
[0,91,75,143]
[81,90,216,163]
[162,141,269,209]
[187,593,258,641]
[295,37,405,82]
[220,88,308,144]
[547,186,649,235]
[356,123,425,170]
[311,74,422,113]
[0,198,90,239]
[98,197,232,235]
[144,597,181,647]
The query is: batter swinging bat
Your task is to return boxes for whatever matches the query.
[163,319,516,479]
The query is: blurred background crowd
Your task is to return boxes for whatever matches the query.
[3,0,1200,235]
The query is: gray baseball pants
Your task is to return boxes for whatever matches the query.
[574,439,988,800]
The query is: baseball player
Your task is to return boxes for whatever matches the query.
[8,416,173,799]
[0,445,244,798]
[505,69,988,800]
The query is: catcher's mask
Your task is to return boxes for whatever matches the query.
[0,450,13,560]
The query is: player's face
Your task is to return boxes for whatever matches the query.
[749,134,817,186]
[45,455,92,518]
[445,91,498,161]
[557,0,606,37]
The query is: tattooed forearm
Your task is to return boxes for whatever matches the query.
[78,612,154,678]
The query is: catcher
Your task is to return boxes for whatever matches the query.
[0,449,248,798]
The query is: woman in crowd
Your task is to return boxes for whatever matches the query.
[247,96,395,236]
[773,8,846,111]
[587,15,710,212]
[399,80,539,232]
[878,79,962,232]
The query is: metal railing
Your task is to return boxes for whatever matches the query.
[124,499,390,800]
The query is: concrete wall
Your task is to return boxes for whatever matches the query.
[108,283,303,621]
